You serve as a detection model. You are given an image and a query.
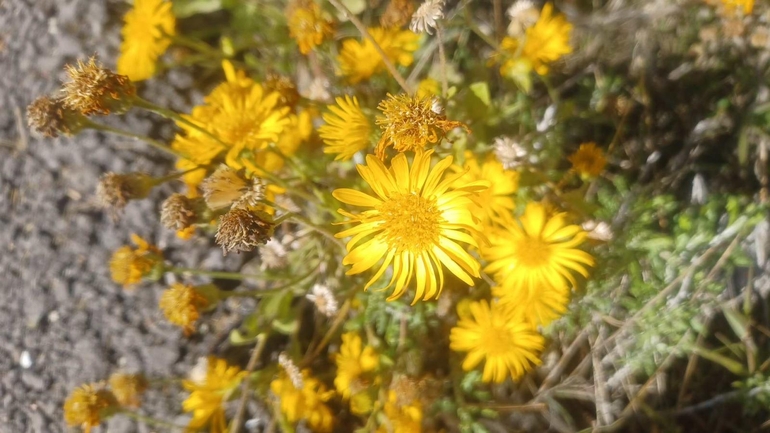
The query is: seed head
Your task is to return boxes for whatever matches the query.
[259,238,289,270]
[96,172,155,215]
[492,136,529,169]
[63,382,118,432]
[108,373,148,408]
[506,0,539,37]
[306,283,338,317]
[200,165,265,211]
[62,57,136,115]
[265,73,301,109]
[160,193,206,231]
[27,96,88,138]
[215,208,275,255]
[381,0,415,28]
[278,352,304,389]
[410,0,444,35]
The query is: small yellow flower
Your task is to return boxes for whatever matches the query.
[377,389,423,433]
[482,203,594,300]
[108,373,148,408]
[499,3,572,76]
[63,383,118,433]
[159,283,210,335]
[183,357,246,433]
[374,93,467,159]
[338,27,420,84]
[453,151,518,225]
[287,0,334,54]
[109,234,163,288]
[334,333,379,415]
[505,280,570,327]
[333,150,488,304]
[416,77,441,98]
[172,61,291,191]
[318,96,372,161]
[117,0,175,82]
[568,142,607,178]
[720,0,754,15]
[449,299,544,383]
[62,57,136,116]
[271,370,335,432]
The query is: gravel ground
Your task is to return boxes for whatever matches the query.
[0,1,240,431]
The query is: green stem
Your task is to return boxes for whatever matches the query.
[120,410,188,431]
[217,267,318,299]
[463,3,501,51]
[261,201,345,252]
[168,267,268,281]
[154,166,207,185]
[87,121,189,159]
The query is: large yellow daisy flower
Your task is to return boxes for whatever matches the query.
[333,150,489,304]
[117,0,175,82]
[482,202,594,300]
[450,299,545,383]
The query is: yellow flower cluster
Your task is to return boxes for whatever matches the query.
[334,332,380,415]
[182,357,246,433]
[117,0,175,81]
[271,368,335,432]
[64,374,148,432]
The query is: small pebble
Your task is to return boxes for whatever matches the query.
[19,351,33,369]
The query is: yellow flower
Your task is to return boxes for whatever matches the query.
[276,109,313,161]
[172,61,291,189]
[449,299,544,383]
[333,150,488,304]
[271,370,335,432]
[499,3,571,76]
[482,202,594,300]
[453,151,518,225]
[108,373,148,408]
[338,27,420,84]
[374,93,467,160]
[377,390,423,433]
[183,357,246,433]
[319,96,372,160]
[416,77,441,98]
[63,383,118,433]
[720,0,754,15]
[568,142,607,178]
[335,333,379,415]
[503,281,570,327]
[109,234,163,288]
[287,0,334,54]
[117,0,175,81]
[159,283,210,335]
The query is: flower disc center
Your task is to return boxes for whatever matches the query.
[377,192,441,253]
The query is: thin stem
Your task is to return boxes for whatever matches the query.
[326,0,411,93]
[229,333,268,433]
[300,299,351,367]
[154,166,207,185]
[436,25,449,99]
[87,121,189,159]
[265,203,345,252]
[131,96,221,144]
[463,4,501,51]
[168,267,269,281]
[167,32,222,58]
[217,268,318,299]
[120,410,188,431]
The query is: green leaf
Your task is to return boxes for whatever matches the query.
[738,127,750,166]
[688,344,747,376]
[173,0,222,18]
[469,82,491,107]
[722,306,750,341]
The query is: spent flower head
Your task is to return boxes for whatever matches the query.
[215,207,275,255]
[493,136,529,169]
[159,283,210,335]
[96,172,155,215]
[306,283,338,317]
[62,57,136,115]
[506,0,539,37]
[568,142,607,178]
[160,193,206,231]
[27,96,89,138]
[374,93,467,159]
[108,373,148,408]
[381,0,416,28]
[410,0,444,35]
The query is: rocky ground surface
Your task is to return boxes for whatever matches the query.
[0,1,252,432]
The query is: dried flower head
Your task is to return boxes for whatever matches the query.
[215,208,275,255]
[410,0,444,35]
[159,283,210,335]
[200,165,267,211]
[108,373,148,408]
[278,352,304,389]
[62,57,136,116]
[506,0,539,37]
[27,96,88,138]
[381,0,415,28]
[306,283,338,317]
[96,172,155,215]
[265,73,301,109]
[493,136,529,169]
[259,238,289,270]
[568,142,607,177]
[161,193,205,231]
[63,383,118,433]
[374,93,467,159]
[109,234,163,288]
[287,0,334,55]
[582,220,613,242]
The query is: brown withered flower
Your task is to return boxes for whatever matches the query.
[160,193,206,231]
[63,382,118,432]
[381,0,415,28]
[200,165,266,211]
[62,57,136,116]
[96,172,155,215]
[215,207,275,255]
[265,73,301,109]
[27,96,89,138]
[108,373,148,408]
